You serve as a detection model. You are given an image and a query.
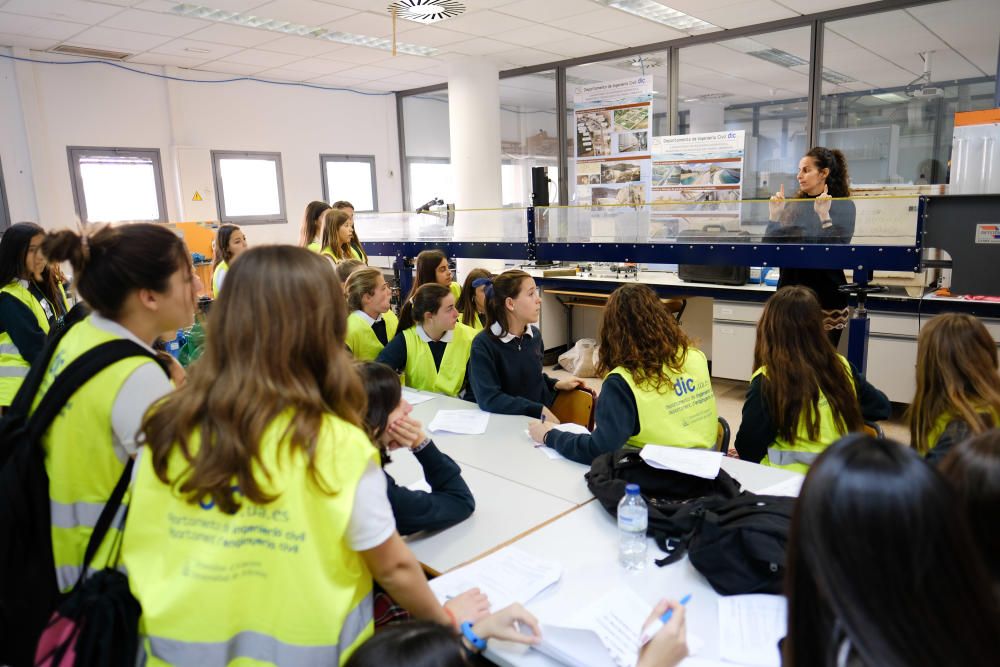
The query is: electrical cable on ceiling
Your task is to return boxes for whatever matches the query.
[0,52,395,97]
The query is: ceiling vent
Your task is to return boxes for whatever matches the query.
[388,0,465,25]
[50,44,132,60]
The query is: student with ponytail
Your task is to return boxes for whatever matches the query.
[734,286,889,472]
[376,283,475,399]
[36,223,199,593]
[345,268,398,361]
[123,247,487,666]
[766,146,855,345]
[456,268,492,331]
[469,270,583,420]
[0,222,70,406]
[299,200,331,252]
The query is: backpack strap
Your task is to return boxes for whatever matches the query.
[5,321,76,419]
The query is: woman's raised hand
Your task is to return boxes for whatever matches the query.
[769,183,786,221]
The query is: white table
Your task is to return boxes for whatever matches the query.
[407,393,594,505]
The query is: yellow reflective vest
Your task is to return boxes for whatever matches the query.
[448,282,461,303]
[759,355,856,473]
[346,310,398,361]
[459,311,485,332]
[608,348,717,450]
[123,412,378,666]
[0,280,52,405]
[401,322,475,397]
[212,261,228,297]
[306,241,321,254]
[36,316,163,591]
[349,244,367,264]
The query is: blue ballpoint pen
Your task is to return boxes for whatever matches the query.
[639,594,692,646]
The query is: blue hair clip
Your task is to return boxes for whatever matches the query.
[472,277,494,300]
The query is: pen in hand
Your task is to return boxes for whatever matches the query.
[639,594,692,646]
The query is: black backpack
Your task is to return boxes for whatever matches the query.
[0,324,157,666]
[586,447,795,595]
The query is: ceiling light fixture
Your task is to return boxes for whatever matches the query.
[592,0,717,32]
[171,3,438,56]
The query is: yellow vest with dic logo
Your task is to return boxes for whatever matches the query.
[0,280,51,406]
[402,323,475,397]
[212,261,228,297]
[122,412,378,666]
[36,316,161,591]
[346,310,398,361]
[758,355,856,473]
[608,348,717,450]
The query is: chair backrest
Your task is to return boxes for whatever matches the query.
[551,388,596,430]
[716,416,731,452]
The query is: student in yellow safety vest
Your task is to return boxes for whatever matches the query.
[0,222,70,407]
[376,283,475,399]
[36,223,198,592]
[908,313,1000,465]
[321,207,368,265]
[299,200,331,253]
[345,268,398,361]
[406,249,462,305]
[211,223,248,296]
[734,286,890,473]
[529,283,718,464]
[333,200,369,264]
[123,247,487,666]
[456,268,492,332]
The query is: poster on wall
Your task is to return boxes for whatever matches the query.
[573,76,653,214]
[650,130,746,239]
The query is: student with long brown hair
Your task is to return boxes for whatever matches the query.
[333,200,368,264]
[908,313,1000,464]
[318,208,351,264]
[529,283,717,464]
[766,146,855,345]
[345,268,398,361]
[123,247,486,666]
[407,249,461,304]
[469,270,583,419]
[456,268,492,331]
[299,200,331,252]
[376,283,475,399]
[211,223,247,296]
[734,286,889,472]
[36,224,198,595]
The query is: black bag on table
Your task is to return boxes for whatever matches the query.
[677,224,751,286]
[586,447,795,595]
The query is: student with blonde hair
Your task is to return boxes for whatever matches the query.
[336,259,366,284]
[299,200,330,252]
[376,283,475,399]
[456,268,492,331]
[908,313,1000,464]
[345,267,398,361]
[530,283,717,464]
[735,286,889,472]
[123,247,486,666]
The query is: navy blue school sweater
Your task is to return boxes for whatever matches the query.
[469,326,557,417]
[383,441,475,536]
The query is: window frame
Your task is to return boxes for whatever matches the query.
[67,146,168,224]
[0,155,11,232]
[406,156,453,211]
[320,154,379,212]
[211,150,288,225]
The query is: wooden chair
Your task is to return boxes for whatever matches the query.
[551,387,596,430]
[863,421,885,439]
[716,416,731,452]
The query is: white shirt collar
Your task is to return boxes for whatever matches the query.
[352,310,382,326]
[489,321,534,344]
[416,324,453,343]
[89,313,158,354]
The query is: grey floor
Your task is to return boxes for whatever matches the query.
[546,366,911,446]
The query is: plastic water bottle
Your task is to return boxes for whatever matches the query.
[618,484,648,571]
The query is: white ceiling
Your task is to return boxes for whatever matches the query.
[0,0,995,100]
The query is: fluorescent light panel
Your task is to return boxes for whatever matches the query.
[171,3,438,56]
[594,0,717,32]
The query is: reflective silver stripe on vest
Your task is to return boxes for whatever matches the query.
[56,562,126,591]
[50,499,127,531]
[147,594,372,666]
[0,365,28,378]
[767,447,820,466]
[0,342,21,356]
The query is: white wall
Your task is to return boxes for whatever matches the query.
[0,47,402,244]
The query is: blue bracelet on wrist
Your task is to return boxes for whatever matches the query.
[461,621,487,651]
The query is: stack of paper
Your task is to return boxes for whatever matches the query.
[526,422,591,460]
[640,445,723,479]
[757,475,805,497]
[401,388,437,405]
[428,546,561,612]
[717,595,787,666]
[427,409,490,435]
[536,587,650,667]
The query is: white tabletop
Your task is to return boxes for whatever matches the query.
[408,393,594,505]
[384,450,576,574]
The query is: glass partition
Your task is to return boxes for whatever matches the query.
[500,72,560,206]
[354,207,529,244]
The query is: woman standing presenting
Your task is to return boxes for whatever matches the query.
[766,147,855,345]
